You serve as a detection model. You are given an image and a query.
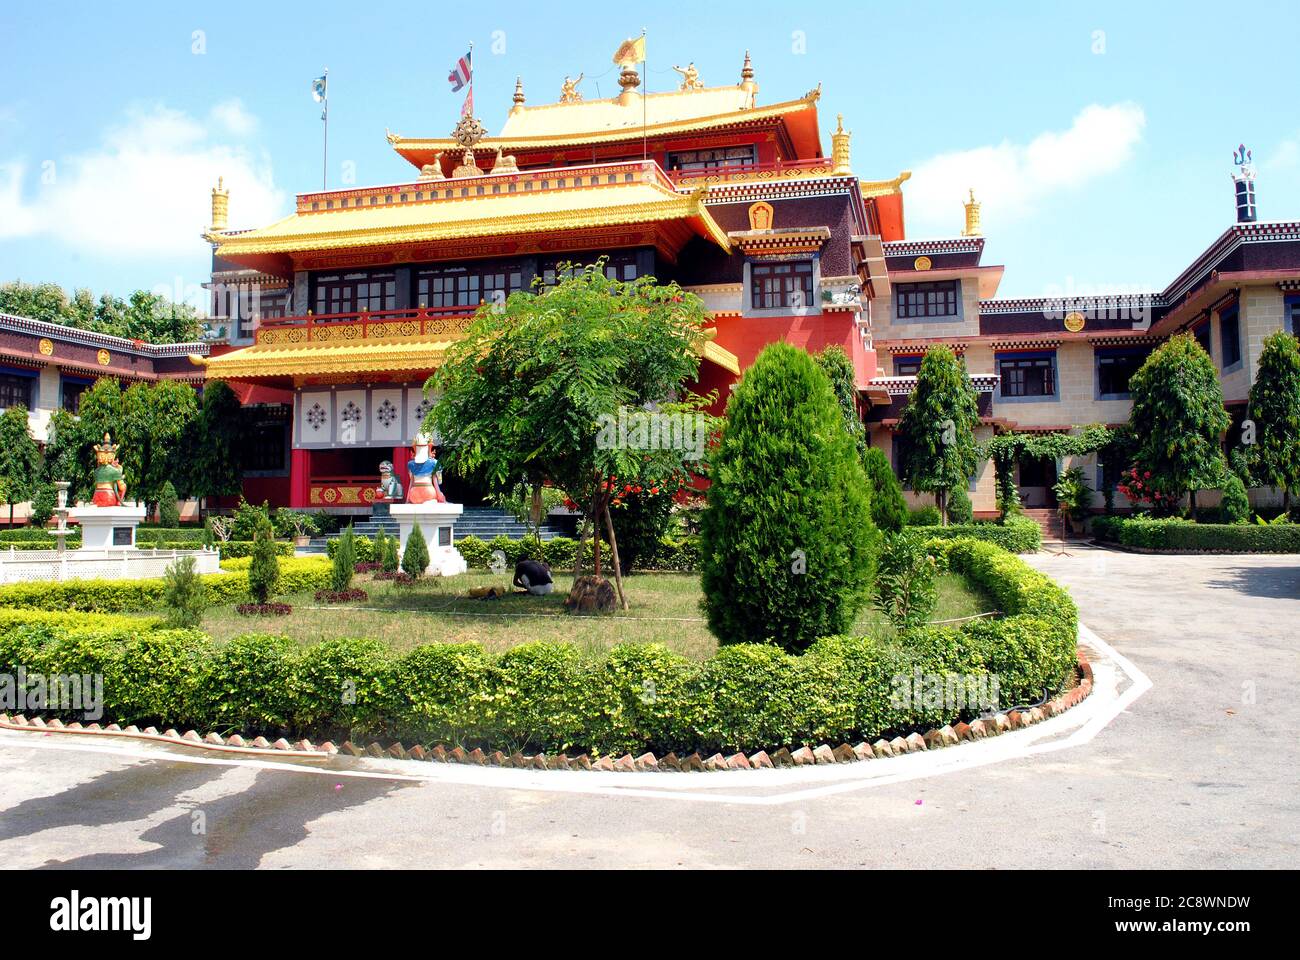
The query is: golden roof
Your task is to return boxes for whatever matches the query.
[859,171,912,198]
[388,90,822,162]
[194,321,739,380]
[210,174,730,260]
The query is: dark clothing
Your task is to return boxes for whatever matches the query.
[513,559,553,591]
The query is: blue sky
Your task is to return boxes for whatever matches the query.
[1,0,1297,306]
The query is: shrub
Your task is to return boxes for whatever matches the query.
[862,447,907,533]
[700,343,879,652]
[907,505,942,526]
[217,539,292,561]
[0,557,330,612]
[402,524,429,578]
[161,555,207,628]
[1219,471,1250,524]
[331,527,357,592]
[1090,515,1300,552]
[157,481,181,528]
[610,487,676,575]
[382,533,399,572]
[906,515,1041,553]
[230,498,272,541]
[873,533,946,630]
[946,485,973,524]
[372,528,389,573]
[246,524,281,604]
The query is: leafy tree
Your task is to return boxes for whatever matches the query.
[897,346,980,524]
[1245,331,1300,510]
[162,555,208,628]
[0,406,41,527]
[230,498,271,540]
[188,380,244,511]
[331,526,357,591]
[0,280,201,343]
[120,380,199,509]
[699,342,879,652]
[1220,469,1251,524]
[428,260,714,608]
[401,523,429,579]
[861,446,907,533]
[246,521,281,604]
[41,408,91,500]
[873,533,946,631]
[157,481,180,528]
[1128,334,1230,515]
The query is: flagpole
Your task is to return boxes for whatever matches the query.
[321,67,329,190]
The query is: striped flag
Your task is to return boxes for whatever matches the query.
[447,50,471,92]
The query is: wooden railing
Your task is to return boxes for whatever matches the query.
[257,305,477,344]
[667,157,834,184]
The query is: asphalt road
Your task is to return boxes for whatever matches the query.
[1,545,1296,869]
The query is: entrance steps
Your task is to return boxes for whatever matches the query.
[300,507,576,554]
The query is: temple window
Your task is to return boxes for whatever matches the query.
[1095,347,1149,398]
[893,356,923,377]
[314,271,396,315]
[667,145,756,171]
[60,376,92,414]
[750,260,815,310]
[0,369,36,411]
[997,353,1057,399]
[1219,306,1242,369]
[894,280,959,319]
[1286,295,1300,335]
[416,264,523,308]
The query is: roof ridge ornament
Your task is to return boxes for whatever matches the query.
[559,73,584,103]
[673,62,703,91]
[962,188,982,236]
[739,50,758,101]
[511,77,526,112]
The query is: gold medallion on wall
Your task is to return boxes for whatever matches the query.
[914,256,932,271]
[1064,311,1086,332]
[96,349,111,366]
[38,338,54,356]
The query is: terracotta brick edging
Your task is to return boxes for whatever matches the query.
[0,650,1095,773]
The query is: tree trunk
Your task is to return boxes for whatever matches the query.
[936,489,947,526]
[8,501,13,529]
[590,492,602,578]
[530,485,543,540]
[572,516,589,580]
[1189,488,1198,518]
[601,501,629,611]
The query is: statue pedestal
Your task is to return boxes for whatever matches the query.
[388,503,468,577]
[70,505,147,549]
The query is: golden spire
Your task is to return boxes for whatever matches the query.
[831,115,851,175]
[617,63,641,104]
[511,76,525,113]
[962,188,982,236]
[210,176,229,231]
[739,51,758,101]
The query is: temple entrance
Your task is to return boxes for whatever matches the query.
[1017,455,1058,508]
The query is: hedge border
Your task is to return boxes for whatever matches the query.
[1090,515,1300,553]
[0,649,1092,771]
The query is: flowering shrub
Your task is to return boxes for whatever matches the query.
[235,602,292,616]
[354,562,384,574]
[1115,466,1181,513]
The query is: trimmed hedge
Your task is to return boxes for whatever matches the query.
[217,540,294,560]
[331,533,701,572]
[906,515,1042,553]
[0,557,332,612]
[0,541,1077,754]
[1090,516,1300,552]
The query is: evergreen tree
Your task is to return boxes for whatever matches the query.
[162,555,208,627]
[246,521,280,604]
[861,446,908,533]
[947,484,974,524]
[158,481,180,528]
[896,346,980,524]
[699,342,879,652]
[1219,470,1251,524]
[1246,331,1300,510]
[0,406,41,528]
[401,524,430,579]
[1128,334,1230,515]
[332,526,357,591]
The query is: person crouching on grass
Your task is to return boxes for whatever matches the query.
[513,559,553,596]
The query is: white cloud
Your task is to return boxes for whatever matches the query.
[0,102,285,258]
[210,99,258,137]
[904,102,1147,237]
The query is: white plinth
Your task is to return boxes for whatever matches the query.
[388,502,468,577]
[70,505,147,549]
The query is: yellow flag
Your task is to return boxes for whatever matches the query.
[612,35,645,66]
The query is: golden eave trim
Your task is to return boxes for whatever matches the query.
[859,171,912,198]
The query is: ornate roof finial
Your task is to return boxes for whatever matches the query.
[741,50,754,82]
[512,77,525,107]
[560,73,584,104]
[962,188,982,236]
[1232,143,1258,223]
[210,176,229,232]
[831,114,851,175]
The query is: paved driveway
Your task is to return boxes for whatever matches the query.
[1,546,1296,869]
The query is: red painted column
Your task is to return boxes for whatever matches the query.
[289,448,311,508]
[392,445,413,493]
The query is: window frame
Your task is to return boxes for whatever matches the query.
[0,367,37,412]
[1094,346,1150,400]
[1219,305,1242,372]
[893,280,961,321]
[995,351,1058,402]
[748,259,816,311]
[666,145,757,172]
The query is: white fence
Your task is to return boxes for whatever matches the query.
[0,547,222,584]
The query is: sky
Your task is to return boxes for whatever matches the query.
[1,0,1298,308]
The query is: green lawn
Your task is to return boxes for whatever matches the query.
[191,569,996,661]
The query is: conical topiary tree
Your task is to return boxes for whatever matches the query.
[247,521,281,604]
[861,446,908,533]
[699,342,879,652]
[402,524,429,579]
